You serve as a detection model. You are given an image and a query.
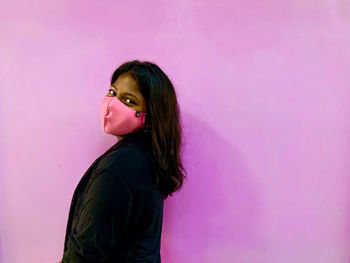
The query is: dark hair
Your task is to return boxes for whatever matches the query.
[102,60,187,200]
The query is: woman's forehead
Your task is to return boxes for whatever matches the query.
[113,73,139,92]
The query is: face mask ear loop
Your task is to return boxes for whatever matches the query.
[141,112,151,132]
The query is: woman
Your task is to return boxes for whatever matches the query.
[60,60,186,263]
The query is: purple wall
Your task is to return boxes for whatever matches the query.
[1,0,349,262]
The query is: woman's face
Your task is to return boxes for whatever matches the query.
[106,72,146,113]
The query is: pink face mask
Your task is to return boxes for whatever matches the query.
[100,96,146,136]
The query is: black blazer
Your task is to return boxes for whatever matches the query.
[62,139,164,263]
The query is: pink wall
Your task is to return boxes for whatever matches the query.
[1,0,349,262]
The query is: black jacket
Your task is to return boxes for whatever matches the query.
[62,138,164,263]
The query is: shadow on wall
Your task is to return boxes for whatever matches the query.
[161,112,266,260]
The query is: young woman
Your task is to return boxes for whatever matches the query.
[60,60,186,263]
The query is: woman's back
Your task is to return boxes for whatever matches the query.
[62,140,164,263]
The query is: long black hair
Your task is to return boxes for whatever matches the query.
[102,60,187,200]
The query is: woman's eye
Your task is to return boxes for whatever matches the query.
[108,89,135,105]
[125,98,135,104]
[108,89,116,96]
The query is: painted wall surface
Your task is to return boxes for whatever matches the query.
[0,1,349,262]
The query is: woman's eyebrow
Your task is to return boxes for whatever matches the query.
[111,84,141,103]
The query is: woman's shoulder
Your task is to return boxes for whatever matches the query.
[97,143,144,167]
[93,142,161,199]
[95,143,155,182]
